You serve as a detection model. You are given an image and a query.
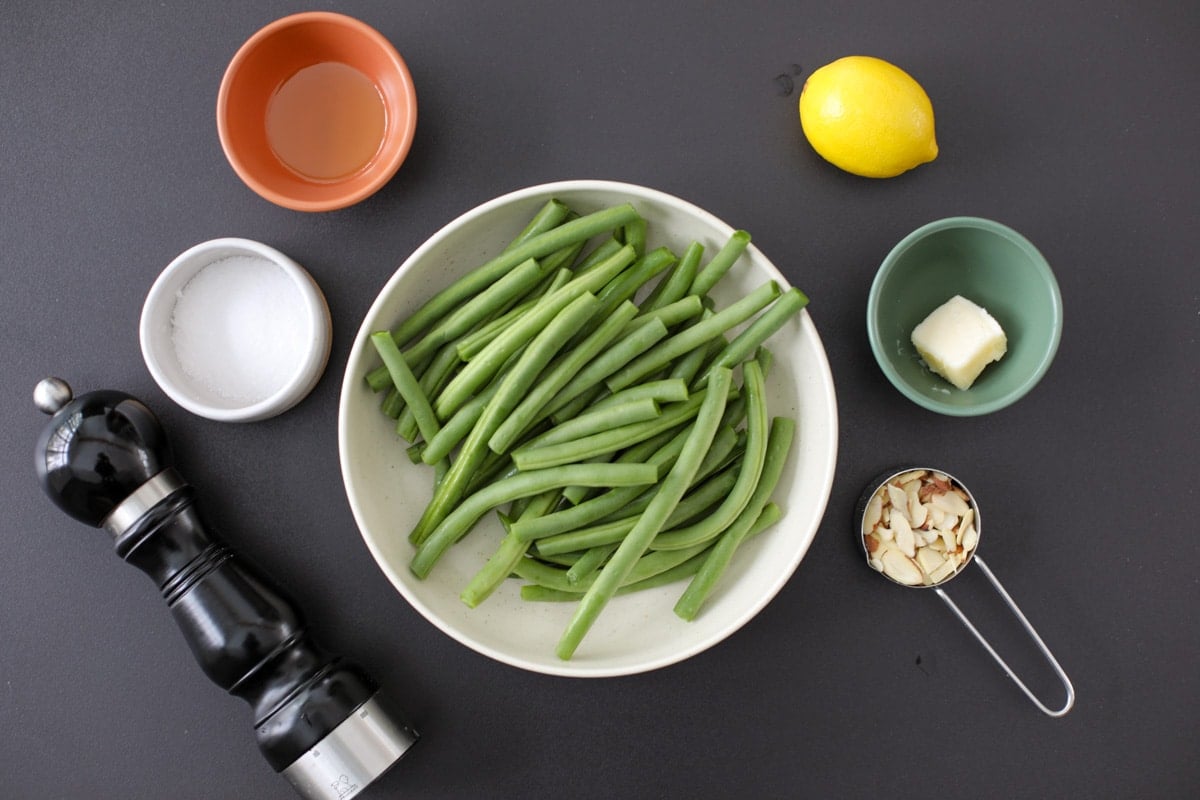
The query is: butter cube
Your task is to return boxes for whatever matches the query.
[911,295,1007,390]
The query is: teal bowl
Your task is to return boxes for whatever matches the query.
[867,217,1063,416]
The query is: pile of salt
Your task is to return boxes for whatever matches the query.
[171,255,309,404]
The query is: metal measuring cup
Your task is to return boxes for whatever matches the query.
[857,467,1075,717]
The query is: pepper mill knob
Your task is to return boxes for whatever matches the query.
[34,379,172,529]
[34,377,74,415]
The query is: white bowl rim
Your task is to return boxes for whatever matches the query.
[140,236,332,422]
[339,179,839,676]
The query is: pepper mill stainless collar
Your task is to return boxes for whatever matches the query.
[33,378,418,799]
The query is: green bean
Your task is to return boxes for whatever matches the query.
[522,503,782,603]
[370,333,441,446]
[651,360,768,551]
[555,367,733,660]
[689,230,751,298]
[590,428,742,531]
[464,449,515,496]
[487,301,639,454]
[691,424,739,484]
[388,204,639,349]
[460,490,560,608]
[756,345,774,378]
[421,380,499,465]
[571,419,720,520]
[410,293,601,545]
[585,441,734,534]
[537,317,669,421]
[401,257,548,367]
[380,387,405,418]
[641,241,703,312]
[559,453,615,506]
[535,550,586,568]
[396,340,464,441]
[410,462,657,579]
[573,236,624,274]
[504,199,571,253]
[666,310,715,386]
[521,398,662,451]
[510,424,693,541]
[565,543,616,585]
[455,293,539,362]
[515,539,710,594]
[694,287,808,388]
[592,246,676,320]
[449,262,574,363]
[434,246,635,419]
[533,236,589,275]
[434,457,451,487]
[674,417,794,620]
[534,461,740,556]
[587,379,688,414]
[549,386,605,426]
[623,294,703,335]
[366,203,569,391]
[621,215,647,257]
[605,281,781,392]
[512,390,707,472]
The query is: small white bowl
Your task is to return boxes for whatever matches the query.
[140,237,332,422]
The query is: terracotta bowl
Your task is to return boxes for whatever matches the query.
[217,12,417,212]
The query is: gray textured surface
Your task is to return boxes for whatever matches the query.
[3,2,1198,798]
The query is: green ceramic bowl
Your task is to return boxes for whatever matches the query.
[867,217,1062,416]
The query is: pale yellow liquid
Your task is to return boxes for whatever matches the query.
[266,62,386,181]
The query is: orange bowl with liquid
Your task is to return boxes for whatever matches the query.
[217,12,417,212]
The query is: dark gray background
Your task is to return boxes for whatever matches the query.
[3,1,1197,798]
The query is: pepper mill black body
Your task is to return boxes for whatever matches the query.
[33,379,417,800]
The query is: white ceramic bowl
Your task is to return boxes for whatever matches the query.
[339,180,838,676]
[140,237,332,422]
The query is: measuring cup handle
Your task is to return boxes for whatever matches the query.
[933,555,1076,717]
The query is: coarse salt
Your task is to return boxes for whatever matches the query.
[171,255,309,404]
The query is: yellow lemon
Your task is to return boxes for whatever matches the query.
[799,56,938,178]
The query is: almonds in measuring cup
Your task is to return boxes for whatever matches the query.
[862,470,979,586]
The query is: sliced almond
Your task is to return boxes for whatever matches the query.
[887,485,909,521]
[929,558,959,584]
[892,513,915,557]
[902,478,922,500]
[940,529,956,551]
[864,533,880,554]
[909,494,928,529]
[894,469,927,485]
[935,513,959,532]
[916,547,945,575]
[961,525,979,553]
[868,557,883,572]
[881,549,924,586]
[928,507,945,528]
[863,494,883,533]
[930,490,970,517]
[878,527,894,542]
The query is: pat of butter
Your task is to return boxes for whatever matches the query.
[911,295,1007,390]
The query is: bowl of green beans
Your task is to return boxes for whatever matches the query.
[339,180,838,676]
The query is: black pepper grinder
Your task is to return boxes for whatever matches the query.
[33,378,418,800]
